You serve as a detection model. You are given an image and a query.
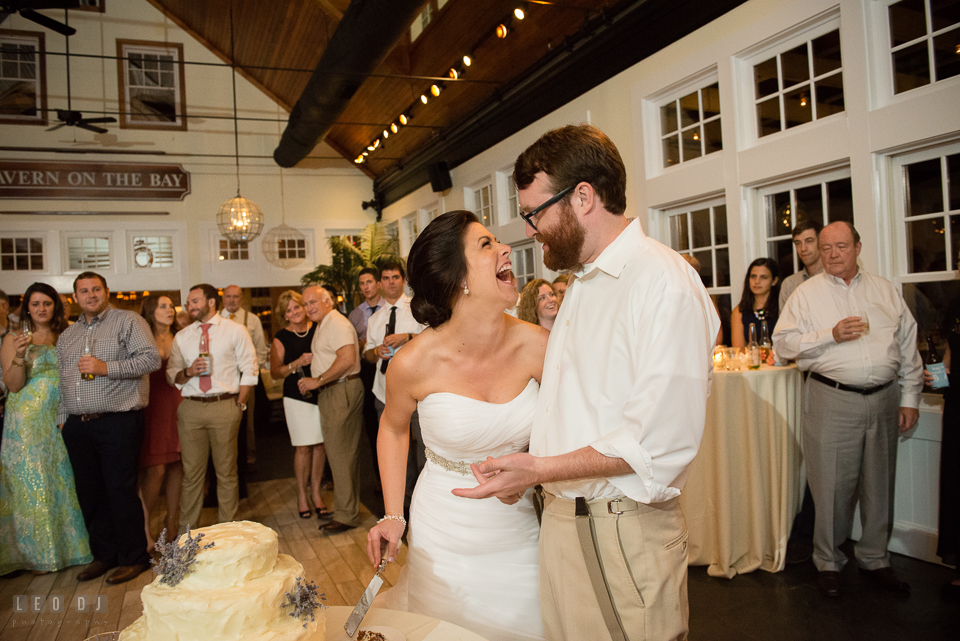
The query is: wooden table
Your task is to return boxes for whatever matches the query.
[322,606,490,640]
[680,364,804,578]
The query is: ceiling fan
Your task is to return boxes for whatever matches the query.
[0,1,82,36]
[44,6,116,134]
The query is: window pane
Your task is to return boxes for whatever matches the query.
[754,57,779,98]
[903,281,960,352]
[703,119,722,155]
[783,85,813,129]
[827,178,854,223]
[767,191,792,237]
[889,0,928,47]
[1,238,11,253]
[812,30,842,76]
[906,158,944,215]
[660,102,678,135]
[715,248,731,287]
[770,238,796,280]
[1,256,11,271]
[713,205,728,245]
[30,255,42,270]
[780,44,810,89]
[15,255,27,270]
[931,0,960,31]
[15,238,26,253]
[893,41,931,93]
[694,249,713,287]
[691,209,711,248]
[757,97,781,137]
[948,153,960,210]
[701,83,720,118]
[906,217,946,272]
[29,238,42,253]
[933,29,960,81]
[796,185,824,225]
[679,91,700,127]
[681,127,702,162]
[815,72,845,117]
[670,214,689,251]
[663,135,680,167]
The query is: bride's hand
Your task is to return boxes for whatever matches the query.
[367,519,405,567]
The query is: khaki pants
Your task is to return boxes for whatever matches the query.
[178,397,242,531]
[317,378,364,527]
[540,494,689,641]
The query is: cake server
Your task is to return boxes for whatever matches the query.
[344,558,387,637]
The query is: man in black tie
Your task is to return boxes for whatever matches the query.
[348,267,384,480]
[364,262,425,504]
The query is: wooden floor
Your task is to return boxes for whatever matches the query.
[0,478,405,640]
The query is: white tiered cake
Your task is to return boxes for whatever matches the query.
[120,521,323,641]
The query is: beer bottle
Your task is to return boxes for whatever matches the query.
[925,335,948,390]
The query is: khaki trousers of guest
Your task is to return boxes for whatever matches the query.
[178,397,242,531]
[317,378,364,527]
[540,494,689,641]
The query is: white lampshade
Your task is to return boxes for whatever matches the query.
[261,223,307,269]
[217,196,264,243]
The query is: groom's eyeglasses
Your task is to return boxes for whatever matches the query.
[520,186,573,232]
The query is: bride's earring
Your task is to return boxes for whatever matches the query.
[463,283,469,295]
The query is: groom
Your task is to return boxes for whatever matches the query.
[455,124,720,640]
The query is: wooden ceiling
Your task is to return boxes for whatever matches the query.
[146,0,623,179]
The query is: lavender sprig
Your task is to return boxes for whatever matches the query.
[151,526,215,587]
[282,576,326,628]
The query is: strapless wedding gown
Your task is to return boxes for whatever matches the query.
[377,378,544,641]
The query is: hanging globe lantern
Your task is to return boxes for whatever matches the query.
[261,223,307,269]
[217,195,264,243]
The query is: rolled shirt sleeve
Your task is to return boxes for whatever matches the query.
[105,314,161,379]
[236,328,260,387]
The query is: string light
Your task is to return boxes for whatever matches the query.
[448,68,459,79]
[399,114,408,125]
[463,54,472,66]
[514,8,525,19]
[391,123,399,133]
[496,23,508,38]
[421,94,429,104]
[431,84,441,97]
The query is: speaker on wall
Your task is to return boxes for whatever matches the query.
[427,161,452,193]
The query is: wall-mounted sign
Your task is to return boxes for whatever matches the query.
[0,160,191,201]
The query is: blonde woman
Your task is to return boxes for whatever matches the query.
[517,278,559,331]
[269,290,329,519]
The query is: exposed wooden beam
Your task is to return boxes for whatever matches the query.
[311,0,343,20]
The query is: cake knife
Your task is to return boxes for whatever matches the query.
[344,558,387,638]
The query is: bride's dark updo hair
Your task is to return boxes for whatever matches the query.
[408,210,479,328]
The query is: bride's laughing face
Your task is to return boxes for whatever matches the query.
[462,222,518,309]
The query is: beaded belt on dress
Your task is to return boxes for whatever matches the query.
[424,447,482,476]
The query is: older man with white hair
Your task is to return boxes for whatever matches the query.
[299,286,363,533]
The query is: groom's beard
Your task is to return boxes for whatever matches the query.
[537,202,585,272]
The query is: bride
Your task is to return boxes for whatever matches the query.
[366,210,547,641]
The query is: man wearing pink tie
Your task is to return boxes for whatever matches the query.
[168,283,258,531]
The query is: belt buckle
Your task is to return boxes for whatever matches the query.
[607,498,623,515]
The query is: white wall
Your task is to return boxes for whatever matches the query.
[0,0,375,301]
[381,0,960,564]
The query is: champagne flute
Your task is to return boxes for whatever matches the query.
[20,321,33,362]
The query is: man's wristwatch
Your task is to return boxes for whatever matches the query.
[236,401,247,411]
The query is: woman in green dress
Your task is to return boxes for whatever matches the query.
[0,282,92,574]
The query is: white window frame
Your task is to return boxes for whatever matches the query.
[470,179,494,227]
[510,241,537,291]
[868,0,960,102]
[658,196,732,297]
[0,233,46,273]
[129,231,177,272]
[117,40,187,131]
[400,212,419,256]
[646,67,722,171]
[496,168,520,224]
[217,237,250,262]
[733,6,844,149]
[63,233,112,273]
[0,29,46,126]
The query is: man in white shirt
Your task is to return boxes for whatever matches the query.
[221,284,267,470]
[168,283,258,531]
[365,262,427,497]
[773,222,923,598]
[455,124,720,640]
[779,219,824,309]
[299,286,364,533]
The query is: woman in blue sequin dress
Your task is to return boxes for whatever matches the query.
[0,282,92,574]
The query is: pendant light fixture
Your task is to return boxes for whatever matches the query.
[217,2,263,244]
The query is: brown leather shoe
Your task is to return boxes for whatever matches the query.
[77,560,115,582]
[859,567,910,594]
[319,520,356,534]
[817,571,841,597]
[106,563,149,585]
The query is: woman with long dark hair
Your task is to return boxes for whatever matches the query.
[138,295,183,548]
[0,282,92,574]
[732,257,780,348]
[366,211,547,640]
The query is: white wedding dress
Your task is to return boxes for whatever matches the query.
[377,378,544,641]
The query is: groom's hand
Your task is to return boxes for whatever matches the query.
[452,453,539,500]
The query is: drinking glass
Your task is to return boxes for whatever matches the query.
[297,365,313,399]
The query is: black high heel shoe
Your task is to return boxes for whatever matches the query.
[298,508,312,519]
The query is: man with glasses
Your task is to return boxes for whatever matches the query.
[455,124,720,640]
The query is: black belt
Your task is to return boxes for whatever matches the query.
[810,372,894,396]
[318,373,360,391]
[186,393,237,403]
